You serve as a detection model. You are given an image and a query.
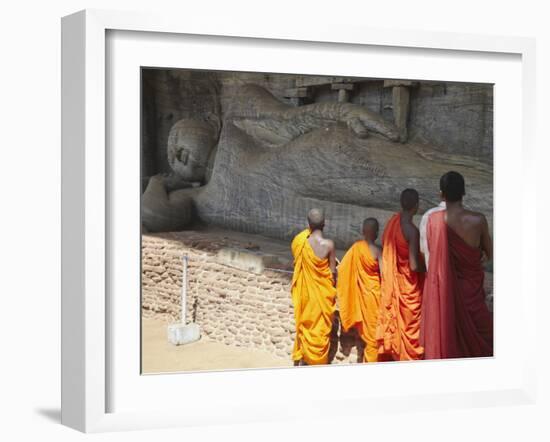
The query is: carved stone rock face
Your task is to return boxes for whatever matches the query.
[167,119,218,182]
[192,121,492,248]
[144,84,492,248]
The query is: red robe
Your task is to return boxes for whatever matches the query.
[421,210,493,359]
[376,213,425,361]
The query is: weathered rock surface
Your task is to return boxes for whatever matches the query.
[141,80,492,249]
[142,70,493,176]
[141,175,193,233]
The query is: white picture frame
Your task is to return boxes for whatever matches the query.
[61,9,537,433]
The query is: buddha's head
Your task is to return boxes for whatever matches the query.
[167,118,219,183]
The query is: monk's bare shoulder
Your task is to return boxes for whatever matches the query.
[323,238,335,251]
[463,209,489,232]
[464,209,487,222]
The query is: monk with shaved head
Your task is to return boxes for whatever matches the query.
[337,218,383,362]
[421,171,493,359]
[290,208,337,365]
[376,188,426,361]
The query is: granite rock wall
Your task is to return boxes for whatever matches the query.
[141,69,221,179]
[408,82,493,160]
[141,70,493,180]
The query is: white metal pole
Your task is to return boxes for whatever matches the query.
[181,254,188,324]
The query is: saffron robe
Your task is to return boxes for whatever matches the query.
[337,240,382,362]
[291,229,336,365]
[376,213,425,361]
[421,210,493,359]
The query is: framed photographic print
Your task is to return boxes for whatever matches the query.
[61,9,537,432]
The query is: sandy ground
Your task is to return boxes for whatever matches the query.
[141,318,292,373]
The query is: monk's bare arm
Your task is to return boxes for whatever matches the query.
[374,245,383,273]
[328,241,337,286]
[480,215,493,264]
[405,226,426,273]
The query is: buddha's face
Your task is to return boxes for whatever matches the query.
[167,119,218,182]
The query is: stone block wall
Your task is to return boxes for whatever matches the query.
[142,231,363,363]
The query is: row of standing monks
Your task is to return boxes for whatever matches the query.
[290,171,494,365]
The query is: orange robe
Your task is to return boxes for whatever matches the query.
[291,228,336,365]
[337,240,382,362]
[376,213,425,361]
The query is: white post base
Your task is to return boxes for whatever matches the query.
[167,323,201,346]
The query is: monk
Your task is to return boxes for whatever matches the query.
[337,218,383,363]
[290,208,337,365]
[376,189,426,361]
[421,171,493,359]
